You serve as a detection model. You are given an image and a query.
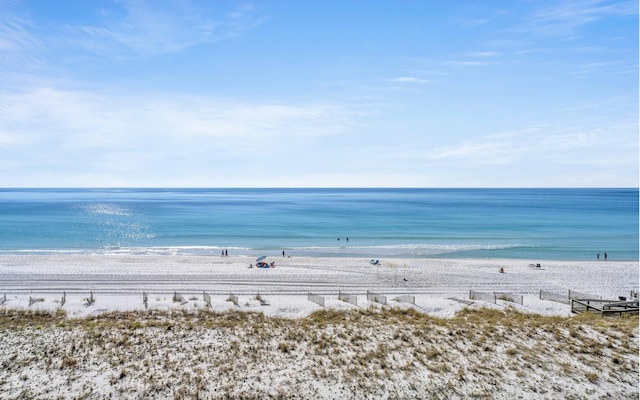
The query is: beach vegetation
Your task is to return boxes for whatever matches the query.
[0,307,636,399]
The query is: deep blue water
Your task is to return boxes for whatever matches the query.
[0,188,637,260]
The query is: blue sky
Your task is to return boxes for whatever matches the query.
[0,0,637,187]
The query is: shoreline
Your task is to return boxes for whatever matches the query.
[1,248,636,262]
[0,254,637,319]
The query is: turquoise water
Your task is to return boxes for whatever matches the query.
[0,188,637,260]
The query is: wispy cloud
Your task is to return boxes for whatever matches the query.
[0,15,37,51]
[0,0,264,65]
[442,51,499,68]
[62,1,264,57]
[443,60,492,67]
[0,87,354,153]
[0,87,358,185]
[391,76,429,85]
[513,0,637,39]
[469,51,501,57]
[0,1,266,90]
[0,14,47,80]
[424,126,610,164]
[568,60,626,77]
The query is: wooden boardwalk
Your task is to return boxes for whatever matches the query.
[571,299,639,316]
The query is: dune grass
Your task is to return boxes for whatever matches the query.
[0,307,637,399]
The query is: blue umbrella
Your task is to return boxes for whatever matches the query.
[256,256,267,262]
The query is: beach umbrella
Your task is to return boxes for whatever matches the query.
[256,255,267,262]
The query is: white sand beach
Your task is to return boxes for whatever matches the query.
[0,254,637,317]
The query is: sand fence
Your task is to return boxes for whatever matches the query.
[469,289,607,306]
[367,290,387,305]
[1,285,635,317]
[539,289,602,305]
[468,290,524,305]
[393,295,416,305]
[227,293,239,306]
[307,293,325,307]
[338,291,358,306]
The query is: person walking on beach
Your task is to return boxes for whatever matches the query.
[604,252,607,261]
[282,250,285,257]
[597,253,600,260]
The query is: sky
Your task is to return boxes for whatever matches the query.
[0,0,637,187]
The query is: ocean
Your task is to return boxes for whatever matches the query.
[0,188,637,260]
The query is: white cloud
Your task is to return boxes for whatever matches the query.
[443,60,491,67]
[0,15,46,77]
[429,129,567,159]
[568,60,626,77]
[391,76,429,85]
[0,87,354,165]
[6,1,265,60]
[0,17,35,50]
[470,51,501,57]
[423,125,632,166]
[514,0,637,38]
[369,122,637,187]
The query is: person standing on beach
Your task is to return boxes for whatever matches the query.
[282,250,285,257]
[604,253,607,261]
[597,253,600,260]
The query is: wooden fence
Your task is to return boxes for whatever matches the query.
[338,291,358,306]
[569,290,601,300]
[307,293,325,307]
[227,293,239,306]
[469,290,523,305]
[83,291,95,307]
[540,289,602,305]
[203,291,212,307]
[494,292,523,305]
[539,290,570,304]
[394,295,416,305]
[255,292,269,306]
[172,292,187,304]
[367,290,387,305]
[469,290,496,304]
[28,296,44,307]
